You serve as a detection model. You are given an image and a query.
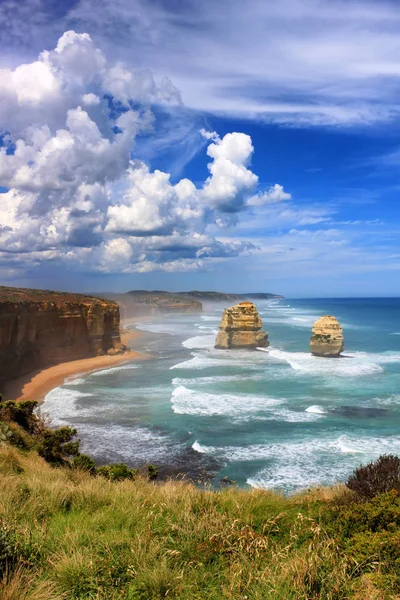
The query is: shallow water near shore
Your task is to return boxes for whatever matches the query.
[42,298,400,492]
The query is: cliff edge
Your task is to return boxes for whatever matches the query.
[0,286,123,393]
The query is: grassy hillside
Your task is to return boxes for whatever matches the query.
[1,444,400,599]
[1,401,400,599]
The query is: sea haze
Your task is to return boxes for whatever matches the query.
[42,298,400,493]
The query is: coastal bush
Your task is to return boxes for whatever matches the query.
[0,422,12,444]
[97,462,136,481]
[37,426,80,466]
[346,454,400,499]
[330,490,400,537]
[0,400,38,433]
[72,453,96,473]
[147,463,158,480]
[0,421,30,450]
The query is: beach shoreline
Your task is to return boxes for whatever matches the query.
[4,325,152,405]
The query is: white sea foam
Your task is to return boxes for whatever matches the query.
[192,441,209,453]
[193,434,400,490]
[192,434,400,462]
[42,387,95,425]
[170,354,225,370]
[390,332,400,335]
[77,423,176,463]
[196,325,218,333]
[64,377,86,386]
[200,315,220,322]
[306,405,327,414]
[42,379,156,425]
[374,394,400,406]
[171,373,264,386]
[268,349,389,377]
[88,363,141,377]
[260,408,323,422]
[263,315,320,328]
[182,334,215,349]
[171,346,272,370]
[171,385,282,417]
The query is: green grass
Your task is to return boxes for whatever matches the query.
[1,445,400,599]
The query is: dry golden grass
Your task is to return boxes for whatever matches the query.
[0,444,399,599]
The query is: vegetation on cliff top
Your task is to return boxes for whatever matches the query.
[0,286,116,306]
[2,399,400,598]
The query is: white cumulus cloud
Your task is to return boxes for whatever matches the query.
[0,31,289,277]
[247,184,292,207]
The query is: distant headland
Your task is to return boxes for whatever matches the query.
[0,285,283,399]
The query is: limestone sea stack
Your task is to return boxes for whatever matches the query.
[310,315,344,357]
[215,301,269,349]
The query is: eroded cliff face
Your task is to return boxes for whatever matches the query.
[310,315,344,357]
[0,286,123,392]
[215,301,269,349]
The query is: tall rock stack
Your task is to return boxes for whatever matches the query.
[310,316,344,357]
[215,301,269,349]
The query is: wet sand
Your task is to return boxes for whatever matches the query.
[4,327,151,404]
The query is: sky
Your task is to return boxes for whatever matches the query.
[0,0,400,297]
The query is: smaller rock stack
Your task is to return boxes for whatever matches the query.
[215,301,269,349]
[310,316,344,357]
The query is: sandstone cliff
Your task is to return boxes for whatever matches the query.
[310,315,344,357]
[215,301,269,349]
[0,286,123,393]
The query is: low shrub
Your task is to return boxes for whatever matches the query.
[0,401,38,433]
[328,490,400,538]
[97,463,136,481]
[147,463,158,481]
[72,454,96,473]
[346,454,400,499]
[0,422,12,444]
[37,427,80,466]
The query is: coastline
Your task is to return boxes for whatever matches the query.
[4,326,152,405]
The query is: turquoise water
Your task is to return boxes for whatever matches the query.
[42,298,400,492]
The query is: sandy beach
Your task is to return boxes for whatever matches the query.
[4,326,151,404]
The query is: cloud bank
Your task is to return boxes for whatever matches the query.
[0,31,290,277]
[61,0,400,127]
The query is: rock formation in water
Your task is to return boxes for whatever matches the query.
[215,301,269,349]
[310,315,344,357]
[0,286,124,393]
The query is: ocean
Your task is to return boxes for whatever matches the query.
[42,298,400,493]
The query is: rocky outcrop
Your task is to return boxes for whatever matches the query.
[215,301,269,349]
[0,286,124,393]
[310,316,344,357]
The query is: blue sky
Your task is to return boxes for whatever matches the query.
[0,0,399,296]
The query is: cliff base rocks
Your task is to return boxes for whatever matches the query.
[215,302,269,349]
[310,315,344,357]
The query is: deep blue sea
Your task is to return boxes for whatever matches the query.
[42,298,400,493]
